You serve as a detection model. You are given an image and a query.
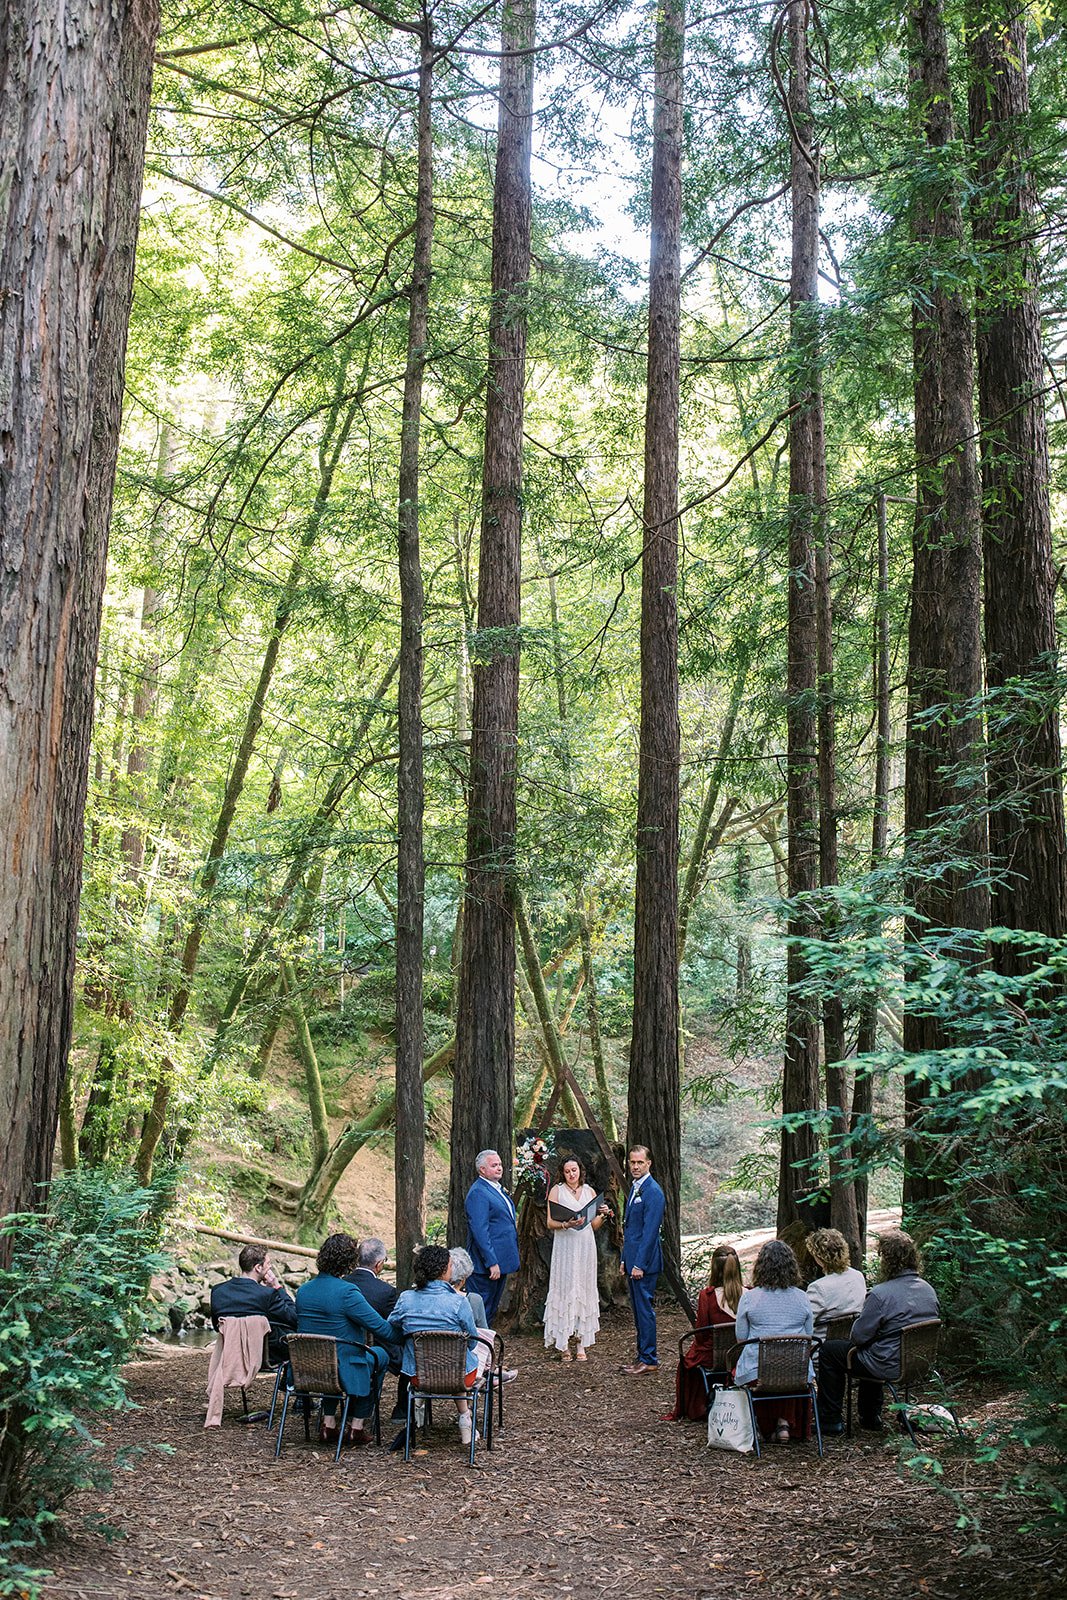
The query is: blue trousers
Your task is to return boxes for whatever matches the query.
[468,1270,505,1327]
[628,1273,659,1365]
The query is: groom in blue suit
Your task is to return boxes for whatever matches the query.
[464,1149,520,1325]
[621,1144,664,1374]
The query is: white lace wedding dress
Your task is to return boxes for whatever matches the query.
[543,1182,601,1352]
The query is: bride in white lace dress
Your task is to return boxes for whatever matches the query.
[543,1156,609,1361]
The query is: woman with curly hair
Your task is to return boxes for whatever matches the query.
[816,1228,939,1436]
[664,1243,744,1421]
[806,1227,867,1336]
[389,1244,482,1447]
[733,1239,814,1443]
[295,1232,400,1447]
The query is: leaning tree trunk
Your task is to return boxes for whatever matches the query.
[627,0,686,1284]
[777,0,823,1234]
[968,7,1067,963]
[903,0,988,1215]
[0,0,159,1254]
[394,24,434,1289]
[448,0,536,1237]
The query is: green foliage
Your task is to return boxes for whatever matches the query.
[800,914,1067,1528]
[0,1171,172,1588]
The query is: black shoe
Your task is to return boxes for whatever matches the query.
[820,1419,845,1436]
[388,1429,409,1453]
[859,1415,884,1432]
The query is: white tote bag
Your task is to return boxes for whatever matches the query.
[707,1385,755,1453]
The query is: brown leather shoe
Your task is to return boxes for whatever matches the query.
[621,1362,658,1375]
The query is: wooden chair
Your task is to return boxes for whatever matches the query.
[845,1318,963,1443]
[729,1336,822,1459]
[677,1321,736,1414]
[404,1331,496,1466]
[273,1334,381,1463]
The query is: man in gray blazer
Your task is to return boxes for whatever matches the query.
[816,1229,939,1434]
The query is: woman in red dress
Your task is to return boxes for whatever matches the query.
[665,1245,744,1421]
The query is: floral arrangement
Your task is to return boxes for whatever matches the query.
[514,1132,555,1200]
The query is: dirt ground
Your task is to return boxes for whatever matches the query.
[41,1309,1063,1600]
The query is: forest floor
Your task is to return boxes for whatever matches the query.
[41,1310,1062,1600]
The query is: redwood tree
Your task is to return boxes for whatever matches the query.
[0,0,159,1253]
[968,5,1067,963]
[903,0,988,1211]
[627,0,686,1278]
[777,0,823,1233]
[394,16,434,1288]
[448,0,536,1234]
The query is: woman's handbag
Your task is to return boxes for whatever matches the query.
[706,1385,755,1453]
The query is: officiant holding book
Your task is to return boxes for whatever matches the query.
[543,1155,611,1362]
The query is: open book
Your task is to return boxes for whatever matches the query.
[549,1192,604,1227]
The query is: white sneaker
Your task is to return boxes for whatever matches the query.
[413,1398,427,1427]
[457,1415,480,1445]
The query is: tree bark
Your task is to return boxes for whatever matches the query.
[0,0,159,1249]
[394,24,434,1288]
[628,0,685,1286]
[778,0,823,1233]
[853,493,893,1239]
[448,0,536,1235]
[968,7,1067,962]
[903,0,988,1213]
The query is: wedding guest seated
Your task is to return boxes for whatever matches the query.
[733,1239,814,1444]
[449,1246,517,1383]
[389,1245,481,1449]
[210,1245,296,1365]
[664,1243,743,1422]
[805,1228,867,1337]
[346,1238,409,1422]
[295,1233,400,1448]
[817,1228,939,1436]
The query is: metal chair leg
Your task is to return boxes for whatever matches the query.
[404,1389,415,1462]
[274,1390,291,1459]
[267,1366,285,1430]
[810,1386,824,1458]
[745,1390,761,1459]
[335,1397,350,1463]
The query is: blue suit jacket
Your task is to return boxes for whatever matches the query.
[465,1178,520,1278]
[622,1176,664,1277]
[295,1274,400,1397]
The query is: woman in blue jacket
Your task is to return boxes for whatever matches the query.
[296,1233,399,1446]
[390,1245,481,1448]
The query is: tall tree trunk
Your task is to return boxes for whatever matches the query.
[903,0,988,1213]
[394,24,433,1289]
[136,369,362,1181]
[777,0,823,1233]
[968,7,1067,961]
[815,413,861,1262]
[448,0,536,1235]
[0,0,159,1250]
[628,0,685,1284]
[853,493,893,1239]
